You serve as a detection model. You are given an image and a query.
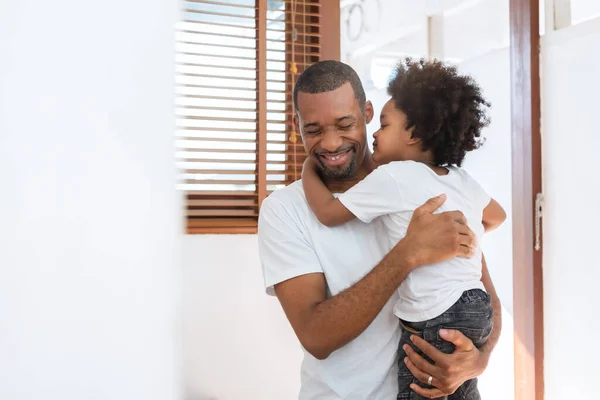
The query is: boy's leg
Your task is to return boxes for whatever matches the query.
[397,320,446,400]
[421,289,494,399]
[449,378,481,400]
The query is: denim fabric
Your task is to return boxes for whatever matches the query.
[397,289,494,400]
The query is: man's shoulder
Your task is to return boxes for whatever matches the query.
[262,180,306,209]
[259,180,311,227]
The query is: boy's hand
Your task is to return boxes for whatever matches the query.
[302,157,318,180]
[303,156,316,171]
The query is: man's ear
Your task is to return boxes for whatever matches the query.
[364,100,374,124]
[293,113,302,141]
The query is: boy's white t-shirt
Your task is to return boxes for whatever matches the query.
[259,181,400,400]
[339,160,490,322]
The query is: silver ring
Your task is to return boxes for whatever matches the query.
[427,375,433,385]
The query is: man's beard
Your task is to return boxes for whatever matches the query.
[316,151,357,180]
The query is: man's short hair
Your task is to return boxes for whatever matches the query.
[293,60,367,114]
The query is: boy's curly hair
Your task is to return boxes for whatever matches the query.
[387,58,491,167]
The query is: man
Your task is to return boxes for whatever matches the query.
[258,61,501,399]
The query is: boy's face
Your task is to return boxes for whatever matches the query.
[294,82,373,180]
[372,99,418,164]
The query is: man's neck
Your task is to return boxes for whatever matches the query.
[323,152,376,193]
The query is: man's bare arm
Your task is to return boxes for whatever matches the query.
[274,194,476,359]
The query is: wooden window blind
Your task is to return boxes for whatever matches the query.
[176,0,325,234]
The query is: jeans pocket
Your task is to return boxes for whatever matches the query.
[436,325,492,350]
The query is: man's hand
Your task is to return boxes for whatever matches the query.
[403,330,487,398]
[401,194,476,268]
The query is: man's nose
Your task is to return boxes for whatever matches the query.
[320,128,343,152]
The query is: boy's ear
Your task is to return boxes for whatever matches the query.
[406,126,421,144]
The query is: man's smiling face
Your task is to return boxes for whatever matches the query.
[294,82,373,180]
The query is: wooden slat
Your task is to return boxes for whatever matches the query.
[179,158,256,164]
[187,226,257,234]
[177,94,257,102]
[187,218,257,227]
[186,169,256,175]
[177,105,257,113]
[179,41,256,52]
[178,30,319,47]
[186,0,256,9]
[188,209,258,217]
[178,29,256,41]
[178,51,256,61]
[181,115,256,123]
[266,150,307,156]
[265,49,321,58]
[262,60,315,66]
[278,141,305,146]
[177,83,258,92]
[188,199,257,207]
[180,127,256,133]
[267,160,303,166]
[177,62,256,71]
[187,190,257,197]
[180,148,256,154]
[182,19,257,31]
[179,136,256,144]
[178,84,256,92]
[183,8,257,20]
[185,179,256,185]
[195,119,284,127]
[182,4,319,20]
[177,73,256,82]
[177,136,294,144]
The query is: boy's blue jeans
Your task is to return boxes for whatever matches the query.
[397,289,494,400]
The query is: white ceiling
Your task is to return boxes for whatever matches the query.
[341,0,509,63]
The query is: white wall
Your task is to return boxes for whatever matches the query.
[183,235,302,400]
[541,18,600,400]
[458,48,515,400]
[0,1,181,400]
[459,49,514,315]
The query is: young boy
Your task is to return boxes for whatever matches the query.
[301,58,506,400]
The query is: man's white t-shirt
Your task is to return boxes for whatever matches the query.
[259,181,401,400]
[338,160,490,322]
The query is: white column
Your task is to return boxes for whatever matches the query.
[0,1,182,400]
[554,0,572,29]
[427,14,445,61]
